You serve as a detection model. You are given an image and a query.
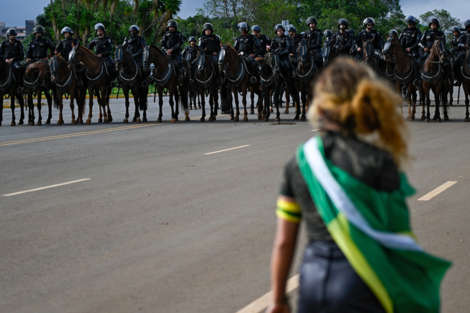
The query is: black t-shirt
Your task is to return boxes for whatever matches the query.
[278,131,400,242]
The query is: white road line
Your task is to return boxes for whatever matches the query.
[418,181,457,201]
[311,128,320,131]
[205,145,251,155]
[2,178,91,197]
[236,274,299,313]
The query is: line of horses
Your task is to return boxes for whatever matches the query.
[1,37,470,127]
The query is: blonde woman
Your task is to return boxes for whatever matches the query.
[267,58,450,313]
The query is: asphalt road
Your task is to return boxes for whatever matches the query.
[1,95,469,313]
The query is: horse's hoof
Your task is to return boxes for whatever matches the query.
[464,117,470,122]
[294,115,299,120]
[435,118,441,123]
[157,118,162,123]
[250,110,254,115]
[123,119,128,123]
[57,120,62,125]
[425,118,430,123]
[243,117,249,122]
[263,118,269,122]
[275,118,281,122]
[407,115,413,121]
[98,119,103,123]
[258,114,262,120]
[136,118,141,123]
[171,118,177,123]
[421,116,425,121]
[143,117,147,122]
[108,116,113,123]
[300,116,306,122]
[234,117,239,122]
[36,121,42,126]
[230,116,234,120]
[45,119,51,125]
[198,105,202,109]
[0,123,2,126]
[412,115,415,120]
[185,117,190,122]
[200,117,205,122]
[10,121,16,126]
[209,117,214,122]
[86,119,91,124]
[19,120,24,125]
[28,121,34,126]
[104,119,109,124]
[444,116,449,121]
[284,110,289,114]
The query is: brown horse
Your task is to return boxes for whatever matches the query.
[114,45,149,123]
[194,50,219,121]
[23,60,54,125]
[382,37,418,120]
[49,55,86,125]
[459,45,470,121]
[420,37,449,122]
[68,43,116,124]
[218,44,263,122]
[142,45,190,123]
[0,57,25,126]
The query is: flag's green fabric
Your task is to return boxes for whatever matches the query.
[296,136,451,313]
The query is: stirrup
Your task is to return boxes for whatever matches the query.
[413,79,420,88]
[250,76,257,84]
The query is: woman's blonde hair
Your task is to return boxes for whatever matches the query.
[309,58,409,167]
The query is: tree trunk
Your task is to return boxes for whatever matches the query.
[50,0,60,43]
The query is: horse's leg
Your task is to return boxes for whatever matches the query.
[233,88,240,122]
[169,87,177,123]
[275,86,281,122]
[44,89,53,124]
[200,87,206,122]
[465,87,470,122]
[9,91,16,126]
[425,91,431,122]
[106,88,112,123]
[433,87,441,122]
[70,91,76,125]
[27,91,34,125]
[263,87,270,121]
[212,85,219,121]
[411,87,417,120]
[284,88,289,114]
[36,90,42,126]
[133,87,141,123]
[123,86,130,123]
[98,88,108,123]
[157,88,164,123]
[242,86,249,122]
[86,87,94,124]
[57,91,64,125]
[0,95,3,126]
[442,88,449,121]
[142,85,148,122]
[16,92,25,124]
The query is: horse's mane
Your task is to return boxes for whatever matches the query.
[150,45,165,56]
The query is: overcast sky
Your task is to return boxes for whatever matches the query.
[1,0,468,28]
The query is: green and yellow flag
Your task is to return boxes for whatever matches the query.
[296,136,451,313]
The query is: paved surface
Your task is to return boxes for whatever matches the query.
[1,95,469,313]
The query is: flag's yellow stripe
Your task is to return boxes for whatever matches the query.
[328,213,393,313]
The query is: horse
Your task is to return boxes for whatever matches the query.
[259,51,288,121]
[142,45,190,123]
[68,43,116,124]
[194,50,219,121]
[184,47,201,110]
[382,37,419,120]
[114,45,149,123]
[295,40,317,121]
[23,60,54,125]
[362,40,385,77]
[0,56,25,126]
[218,44,262,122]
[420,37,449,122]
[458,45,470,121]
[49,55,86,125]
[322,36,341,67]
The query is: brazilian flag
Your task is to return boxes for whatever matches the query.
[295,136,451,313]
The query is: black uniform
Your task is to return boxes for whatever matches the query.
[234,33,261,74]
[256,34,271,57]
[88,36,115,70]
[122,35,146,64]
[302,28,323,62]
[331,31,353,56]
[161,30,184,77]
[26,37,55,62]
[0,38,24,67]
[398,27,422,58]
[56,37,78,62]
[198,34,221,66]
[450,33,467,81]
[183,45,198,80]
[270,34,293,73]
[290,33,303,56]
[356,29,384,58]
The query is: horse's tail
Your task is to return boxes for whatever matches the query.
[52,88,59,109]
[220,83,229,110]
[140,87,148,111]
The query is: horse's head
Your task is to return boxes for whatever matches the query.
[322,38,331,66]
[363,40,374,59]
[382,36,398,61]
[114,45,130,71]
[433,36,448,58]
[218,44,229,72]
[49,55,59,82]
[196,51,207,74]
[142,46,151,73]
[68,43,81,69]
[298,40,308,64]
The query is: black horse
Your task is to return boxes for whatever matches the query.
[0,56,25,126]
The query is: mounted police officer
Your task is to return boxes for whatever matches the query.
[331,19,354,56]
[450,26,466,85]
[270,24,293,79]
[0,29,24,68]
[26,25,55,63]
[287,25,302,56]
[252,25,270,57]
[198,23,220,67]
[55,27,78,62]
[348,29,358,58]
[0,28,25,91]
[183,36,198,82]
[398,15,422,59]
[122,25,146,65]
[302,17,323,67]
[161,20,185,80]
[234,22,261,76]
[87,23,116,74]
[356,17,384,58]
[418,17,451,84]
